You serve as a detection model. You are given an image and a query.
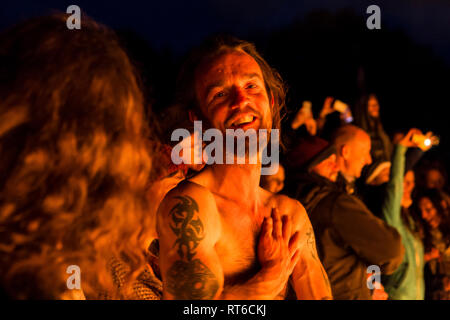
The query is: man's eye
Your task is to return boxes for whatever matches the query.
[247,84,257,89]
[214,91,225,99]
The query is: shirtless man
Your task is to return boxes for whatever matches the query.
[157,36,332,300]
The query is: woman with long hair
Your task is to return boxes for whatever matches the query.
[411,189,450,299]
[0,13,160,299]
[354,94,392,163]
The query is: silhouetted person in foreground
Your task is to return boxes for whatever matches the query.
[0,14,160,299]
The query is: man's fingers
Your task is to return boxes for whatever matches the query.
[272,208,282,239]
[261,216,273,242]
[288,231,300,252]
[282,214,291,244]
[406,128,421,140]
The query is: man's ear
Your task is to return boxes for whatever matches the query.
[341,144,350,160]
[188,110,198,123]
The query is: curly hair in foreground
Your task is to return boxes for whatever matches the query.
[0,13,155,299]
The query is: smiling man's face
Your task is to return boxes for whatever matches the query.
[194,49,272,134]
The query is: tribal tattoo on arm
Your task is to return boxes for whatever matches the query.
[166,195,219,299]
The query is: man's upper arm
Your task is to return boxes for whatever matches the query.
[289,200,333,300]
[332,194,404,274]
[156,182,223,299]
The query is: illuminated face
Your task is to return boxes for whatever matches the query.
[194,50,272,134]
[419,197,441,229]
[262,165,285,193]
[403,170,415,197]
[341,132,372,179]
[312,153,339,182]
[426,169,445,190]
[367,96,380,118]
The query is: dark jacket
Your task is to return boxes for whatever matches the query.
[285,171,405,300]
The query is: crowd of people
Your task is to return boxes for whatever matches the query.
[0,13,448,300]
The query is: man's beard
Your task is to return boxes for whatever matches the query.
[198,109,273,164]
[226,115,272,164]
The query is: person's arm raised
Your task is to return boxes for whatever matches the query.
[383,129,427,228]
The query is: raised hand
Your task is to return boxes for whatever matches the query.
[305,118,317,136]
[398,128,423,148]
[398,128,438,151]
[256,208,301,294]
[221,208,302,300]
[319,97,334,119]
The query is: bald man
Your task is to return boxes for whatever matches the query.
[332,125,373,194]
[287,125,404,299]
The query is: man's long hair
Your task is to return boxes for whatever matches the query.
[175,34,287,132]
[0,14,154,299]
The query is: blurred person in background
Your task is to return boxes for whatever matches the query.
[417,162,450,210]
[354,94,392,164]
[284,135,403,300]
[282,100,317,150]
[426,168,447,190]
[0,14,161,299]
[283,136,339,212]
[412,189,450,299]
[332,125,373,195]
[290,101,317,136]
[316,97,353,141]
[370,129,429,300]
[354,127,437,299]
[285,97,352,147]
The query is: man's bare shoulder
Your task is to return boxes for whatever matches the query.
[158,180,216,213]
[271,193,307,217]
[167,179,211,197]
[272,192,309,230]
[157,180,221,237]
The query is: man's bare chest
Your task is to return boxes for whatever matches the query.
[212,197,271,284]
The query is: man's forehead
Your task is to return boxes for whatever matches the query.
[195,49,263,84]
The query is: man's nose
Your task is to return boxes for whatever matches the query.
[366,153,372,165]
[230,87,247,109]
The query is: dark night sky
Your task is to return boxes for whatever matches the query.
[1,0,450,167]
[2,0,450,64]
